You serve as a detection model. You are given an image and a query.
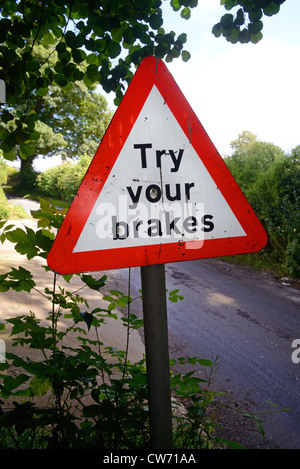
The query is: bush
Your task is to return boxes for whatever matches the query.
[225,144,300,278]
[36,155,92,202]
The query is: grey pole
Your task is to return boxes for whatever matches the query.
[140,263,173,449]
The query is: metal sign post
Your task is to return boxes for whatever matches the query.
[140,263,173,449]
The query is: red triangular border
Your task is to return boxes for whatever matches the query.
[47,56,267,274]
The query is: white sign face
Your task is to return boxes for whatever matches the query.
[73,85,245,253]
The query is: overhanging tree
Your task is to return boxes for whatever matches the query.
[0,0,287,164]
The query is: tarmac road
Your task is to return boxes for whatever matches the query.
[4,197,300,449]
[105,257,300,449]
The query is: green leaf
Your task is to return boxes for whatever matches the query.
[62,274,73,283]
[6,227,38,259]
[64,30,77,48]
[19,143,34,158]
[2,150,15,161]
[86,63,99,80]
[248,8,263,22]
[212,23,223,38]
[111,27,123,43]
[81,312,94,331]
[180,7,191,20]
[221,13,233,29]
[1,374,29,394]
[30,376,52,396]
[168,288,184,302]
[194,358,213,367]
[177,32,187,44]
[123,27,136,45]
[250,31,263,44]
[107,41,121,58]
[54,74,68,87]
[227,27,240,44]
[171,0,181,11]
[181,50,191,62]
[263,1,280,16]
[248,20,263,34]
[155,43,167,58]
[239,28,250,43]
[222,439,245,449]
[149,13,163,29]
[108,302,116,312]
[81,274,107,291]
[234,8,245,26]
[224,0,236,10]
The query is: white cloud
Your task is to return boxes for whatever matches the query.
[167,38,300,155]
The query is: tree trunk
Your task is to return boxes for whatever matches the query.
[19,155,36,191]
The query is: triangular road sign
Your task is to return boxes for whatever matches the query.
[47,56,267,275]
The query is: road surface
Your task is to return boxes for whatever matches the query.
[6,197,300,449]
[105,257,300,449]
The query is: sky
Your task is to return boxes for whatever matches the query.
[33,0,300,171]
[157,0,300,157]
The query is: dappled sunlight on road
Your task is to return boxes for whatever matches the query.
[206,291,237,307]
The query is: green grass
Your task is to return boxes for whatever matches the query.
[1,185,70,221]
[0,187,28,219]
[221,250,287,278]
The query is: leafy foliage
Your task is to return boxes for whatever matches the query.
[225,132,300,278]
[0,0,286,166]
[213,0,286,44]
[36,154,92,201]
[0,0,195,163]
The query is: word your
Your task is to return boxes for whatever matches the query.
[127,182,195,208]
[291,339,300,364]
